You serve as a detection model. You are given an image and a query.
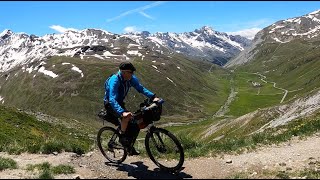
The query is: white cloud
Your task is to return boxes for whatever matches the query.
[227,28,261,40]
[49,25,79,33]
[107,1,166,22]
[124,26,140,33]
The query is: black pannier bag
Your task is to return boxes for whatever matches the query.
[98,109,119,126]
[143,103,162,123]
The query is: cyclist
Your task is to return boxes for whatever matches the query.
[104,62,160,155]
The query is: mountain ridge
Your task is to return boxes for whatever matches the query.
[0,26,251,73]
[226,9,320,67]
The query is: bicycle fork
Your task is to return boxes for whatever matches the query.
[149,128,167,153]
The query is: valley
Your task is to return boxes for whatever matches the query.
[1,8,320,179]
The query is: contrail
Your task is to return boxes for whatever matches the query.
[107,1,166,22]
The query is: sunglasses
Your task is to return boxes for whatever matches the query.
[121,70,134,74]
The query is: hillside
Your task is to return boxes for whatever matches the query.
[0,53,231,127]
[0,105,94,155]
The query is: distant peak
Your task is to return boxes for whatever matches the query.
[0,29,13,37]
[81,28,113,35]
[309,9,320,15]
[195,26,215,35]
[201,26,214,31]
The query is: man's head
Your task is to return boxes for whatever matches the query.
[119,62,136,80]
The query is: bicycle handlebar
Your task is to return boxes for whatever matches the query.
[143,98,164,111]
[132,98,164,117]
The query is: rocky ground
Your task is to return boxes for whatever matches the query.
[0,133,319,179]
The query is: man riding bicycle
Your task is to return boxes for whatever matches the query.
[104,62,160,155]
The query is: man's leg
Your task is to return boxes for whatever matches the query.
[120,116,130,134]
[105,103,129,147]
[123,122,140,156]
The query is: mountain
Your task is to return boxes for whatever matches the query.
[0,28,232,126]
[225,9,320,67]
[130,26,251,66]
[0,26,251,73]
[221,9,320,131]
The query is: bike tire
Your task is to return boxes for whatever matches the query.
[145,127,184,172]
[97,126,127,164]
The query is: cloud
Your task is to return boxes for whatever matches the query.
[216,19,273,40]
[49,25,79,33]
[227,28,261,40]
[123,26,140,33]
[107,1,166,22]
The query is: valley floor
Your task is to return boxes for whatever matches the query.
[0,133,319,179]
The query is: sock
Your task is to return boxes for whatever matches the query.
[119,129,125,135]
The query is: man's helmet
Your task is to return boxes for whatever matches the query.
[119,62,136,72]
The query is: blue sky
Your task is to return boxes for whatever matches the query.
[1,1,320,39]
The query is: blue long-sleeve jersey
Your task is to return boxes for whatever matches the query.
[104,70,155,116]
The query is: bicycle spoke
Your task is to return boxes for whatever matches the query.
[97,126,127,164]
[146,128,184,171]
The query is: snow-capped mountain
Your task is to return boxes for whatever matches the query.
[226,9,320,67]
[266,9,320,43]
[0,26,251,72]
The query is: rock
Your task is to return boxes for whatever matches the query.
[249,172,257,177]
[53,152,58,156]
[286,167,293,171]
[279,162,286,166]
[74,175,81,179]
[70,153,78,158]
[308,161,316,165]
[226,159,232,164]
[85,152,94,157]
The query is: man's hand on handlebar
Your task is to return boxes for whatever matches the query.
[153,97,161,102]
[122,111,133,118]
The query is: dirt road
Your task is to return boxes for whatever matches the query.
[0,133,319,179]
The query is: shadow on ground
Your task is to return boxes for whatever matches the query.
[105,161,192,179]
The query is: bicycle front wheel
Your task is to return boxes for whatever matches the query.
[145,127,184,172]
[97,126,127,164]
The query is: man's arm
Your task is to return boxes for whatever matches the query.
[131,75,155,99]
[108,75,126,116]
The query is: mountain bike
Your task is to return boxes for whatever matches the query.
[97,98,185,173]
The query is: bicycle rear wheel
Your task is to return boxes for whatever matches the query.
[145,127,184,172]
[97,126,127,164]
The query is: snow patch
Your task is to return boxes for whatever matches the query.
[62,62,84,77]
[71,66,84,78]
[166,77,177,86]
[127,50,142,56]
[93,54,105,60]
[38,66,58,78]
[0,96,4,104]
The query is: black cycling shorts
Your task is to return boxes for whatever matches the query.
[104,102,126,119]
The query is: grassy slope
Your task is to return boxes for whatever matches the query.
[155,39,320,158]
[0,53,231,127]
[0,105,94,154]
[234,39,320,103]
